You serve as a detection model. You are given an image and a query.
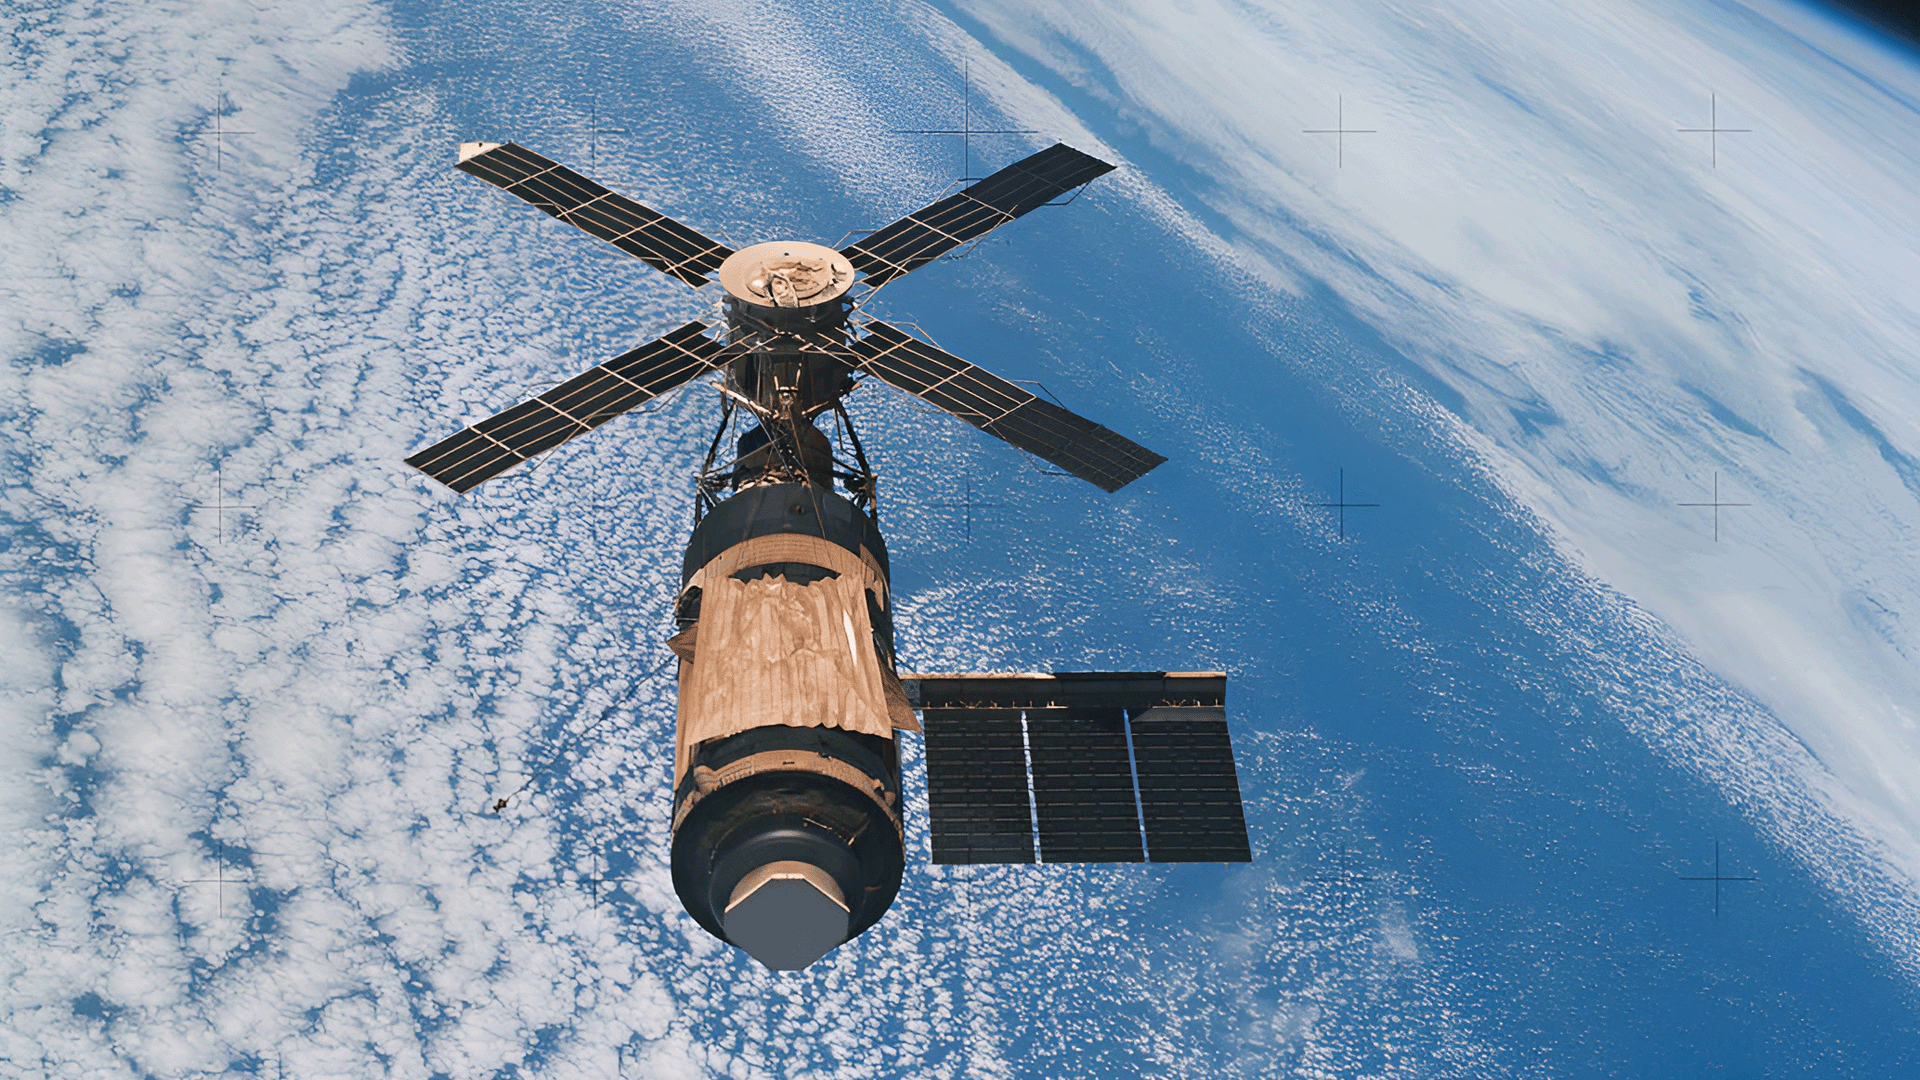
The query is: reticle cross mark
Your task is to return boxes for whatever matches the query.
[1303,96,1377,169]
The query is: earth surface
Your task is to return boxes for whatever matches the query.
[5,0,1920,1076]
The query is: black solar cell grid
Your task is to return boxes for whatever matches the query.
[456,142,732,286]
[912,691,1246,865]
[601,328,727,383]
[852,322,1165,492]
[539,368,654,430]
[843,219,954,283]
[407,321,733,492]
[1128,707,1251,863]
[883,349,1027,420]
[403,429,508,495]
[982,397,1167,493]
[844,143,1114,285]
[471,396,580,460]
[506,169,604,215]
[454,142,547,189]
[921,193,1014,232]
[964,144,1111,213]
[923,709,1036,865]
[1025,707,1145,863]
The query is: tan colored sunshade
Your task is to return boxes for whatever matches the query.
[675,533,895,783]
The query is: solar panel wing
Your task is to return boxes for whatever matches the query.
[922,709,1036,864]
[407,321,736,492]
[853,322,1166,492]
[1025,707,1145,863]
[456,142,734,286]
[1128,707,1251,862]
[843,143,1114,286]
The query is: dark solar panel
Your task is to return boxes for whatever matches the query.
[853,322,1165,492]
[407,321,736,492]
[922,709,1036,864]
[843,143,1115,285]
[1025,707,1145,863]
[457,142,734,286]
[1128,707,1251,863]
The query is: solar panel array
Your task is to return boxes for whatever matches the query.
[853,321,1166,492]
[916,674,1249,865]
[1128,707,1253,862]
[843,143,1115,286]
[456,142,734,286]
[921,709,1034,864]
[1026,707,1145,862]
[406,321,739,492]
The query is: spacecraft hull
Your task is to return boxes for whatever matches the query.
[668,484,908,967]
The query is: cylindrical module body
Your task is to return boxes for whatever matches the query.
[668,484,913,969]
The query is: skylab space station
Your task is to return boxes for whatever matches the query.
[407,140,1251,970]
